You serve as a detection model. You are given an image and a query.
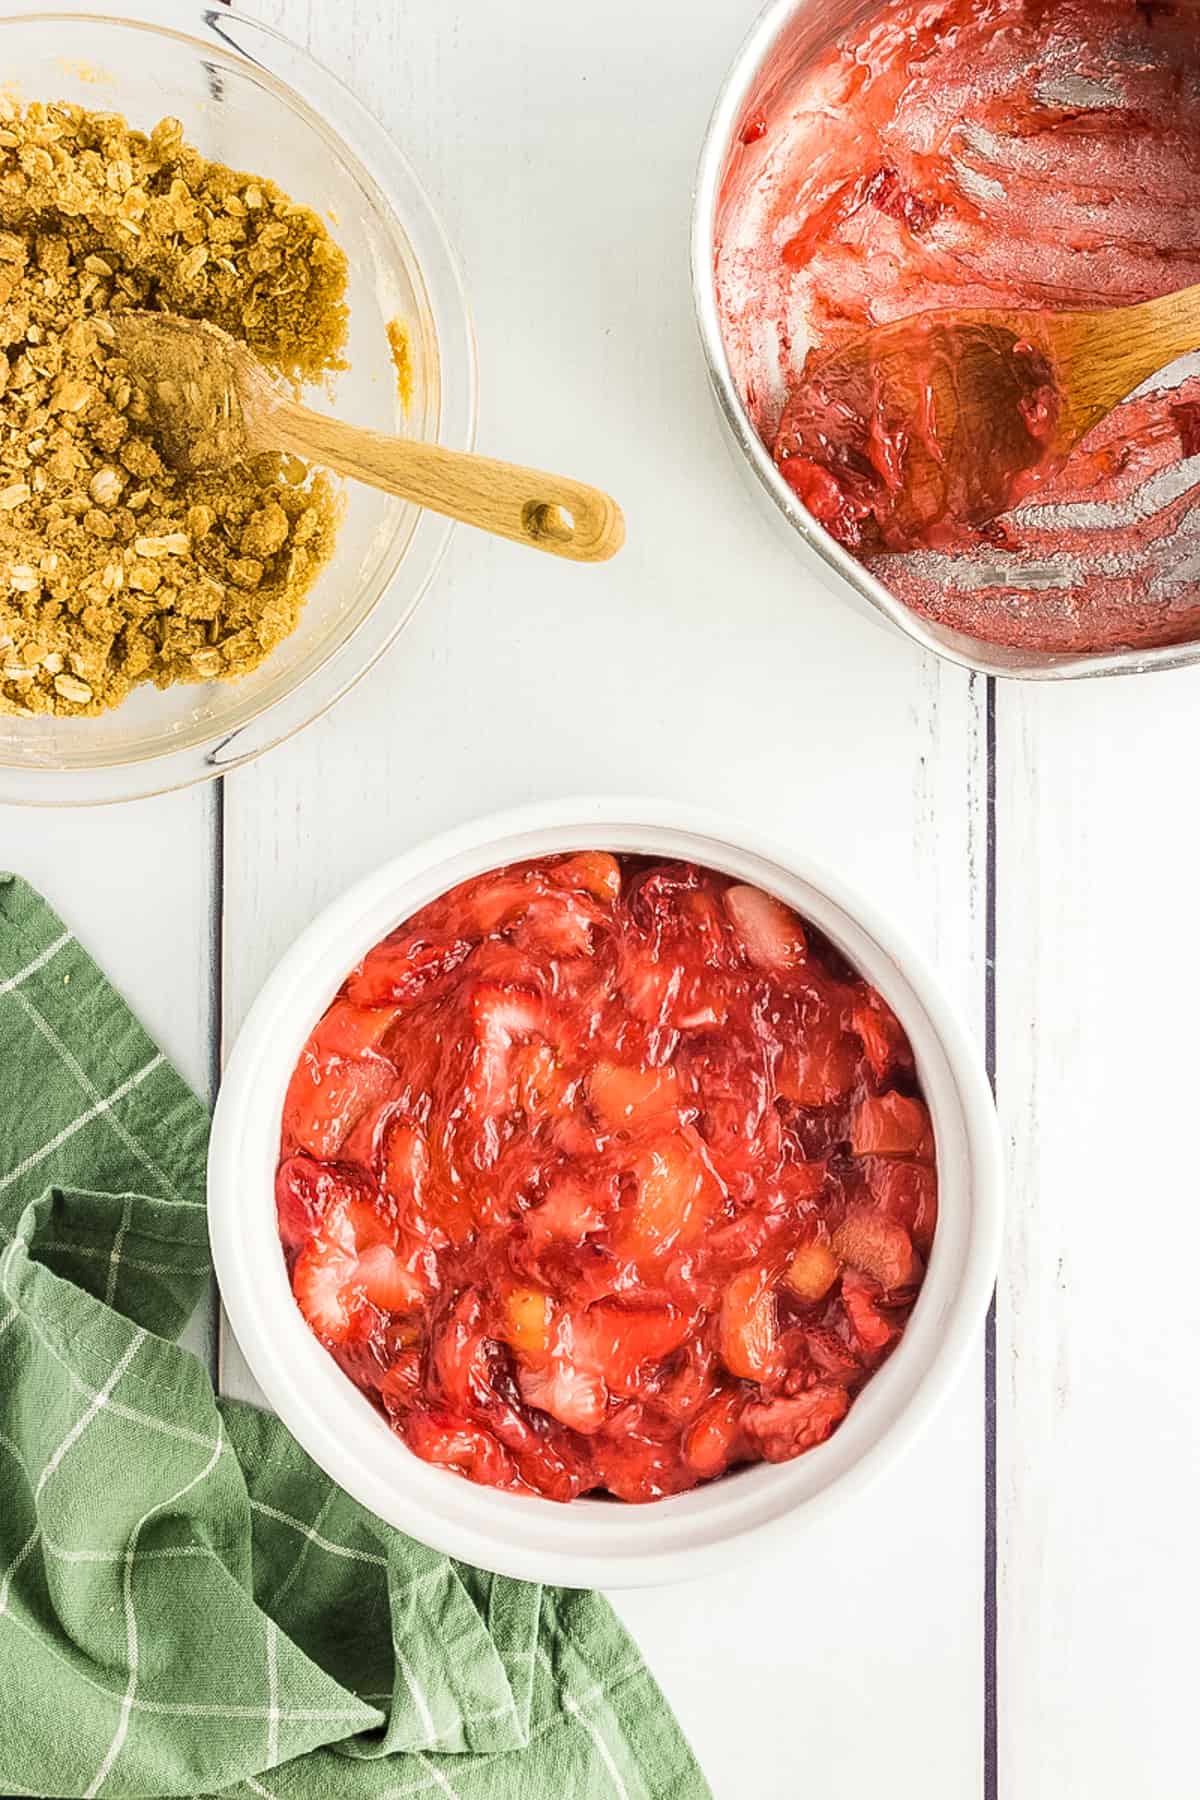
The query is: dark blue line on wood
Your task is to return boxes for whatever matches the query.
[207,775,225,1386]
[984,675,998,1800]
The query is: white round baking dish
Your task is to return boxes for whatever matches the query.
[208,798,1002,1587]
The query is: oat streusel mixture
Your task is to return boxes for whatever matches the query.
[0,99,350,718]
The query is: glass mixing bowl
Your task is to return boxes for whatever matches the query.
[0,2,476,804]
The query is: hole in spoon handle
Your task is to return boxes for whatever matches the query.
[517,484,624,563]
[523,500,576,544]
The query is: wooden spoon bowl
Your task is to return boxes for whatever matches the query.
[777,280,1200,553]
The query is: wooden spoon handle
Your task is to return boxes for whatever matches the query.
[270,401,624,563]
[1126,280,1200,371]
[1052,280,1200,430]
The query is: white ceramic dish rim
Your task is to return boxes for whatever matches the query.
[208,797,1003,1588]
[690,0,1196,683]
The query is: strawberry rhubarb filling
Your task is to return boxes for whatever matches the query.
[276,854,936,1503]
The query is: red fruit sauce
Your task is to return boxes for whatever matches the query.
[716,0,1200,653]
[775,318,1065,553]
[276,854,936,1504]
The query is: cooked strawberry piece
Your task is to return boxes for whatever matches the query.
[514,1041,575,1126]
[802,1325,862,1380]
[704,1199,787,1266]
[311,999,400,1060]
[338,1094,407,1173]
[432,1290,494,1412]
[519,1454,590,1504]
[354,1242,424,1312]
[861,1156,938,1253]
[280,852,934,1502]
[458,988,563,1174]
[283,1051,397,1161]
[518,1354,608,1436]
[341,1199,436,1302]
[417,1181,475,1250]
[618,945,682,1029]
[377,1350,422,1409]
[473,982,546,1045]
[346,935,473,1008]
[841,1272,895,1355]
[719,1266,782,1382]
[674,986,731,1032]
[495,1420,591,1503]
[684,1034,769,1162]
[655,1340,720,1421]
[467,869,603,957]
[851,1091,934,1159]
[404,1410,518,1488]
[593,1407,696,1502]
[512,894,602,959]
[782,1158,829,1202]
[684,1390,746,1478]
[292,1235,360,1344]
[511,1299,692,1434]
[723,884,807,974]
[674,886,736,978]
[850,990,911,1083]
[343,1197,396,1248]
[525,1171,613,1246]
[588,1059,681,1130]
[577,1303,693,1391]
[469,938,547,990]
[275,1155,366,1250]
[625,870,732,1001]
[628,863,703,933]
[549,851,621,902]
[465,870,552,934]
[784,1237,840,1303]
[742,1384,850,1461]
[469,986,549,1110]
[777,1013,861,1105]
[701,1138,819,1248]
[292,1192,429,1343]
[697,1103,772,1202]
[831,1207,918,1290]
[382,1123,431,1210]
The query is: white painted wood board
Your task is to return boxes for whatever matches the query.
[221,3,990,1795]
[996,673,1200,1800]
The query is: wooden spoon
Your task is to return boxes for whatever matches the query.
[104,311,624,564]
[776,281,1200,552]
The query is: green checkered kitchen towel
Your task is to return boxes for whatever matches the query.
[0,874,709,1800]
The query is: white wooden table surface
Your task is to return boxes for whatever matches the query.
[4,2,1199,1794]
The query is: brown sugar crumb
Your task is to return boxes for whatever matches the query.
[0,98,350,718]
[386,318,413,414]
